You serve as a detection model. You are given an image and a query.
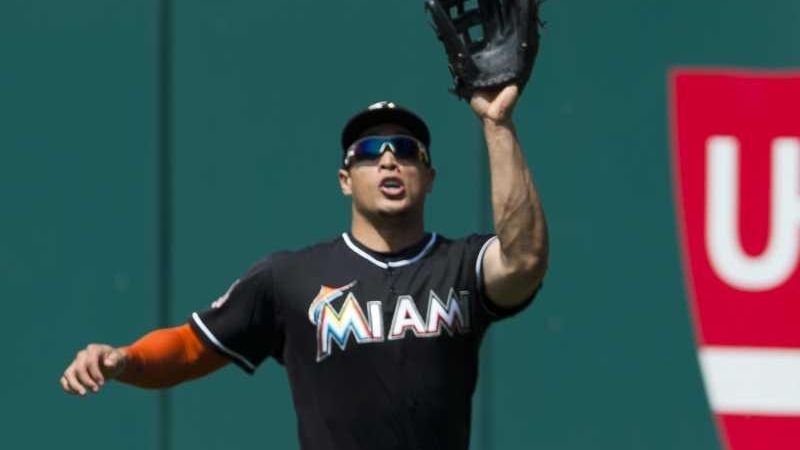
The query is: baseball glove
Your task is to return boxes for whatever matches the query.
[424,0,541,100]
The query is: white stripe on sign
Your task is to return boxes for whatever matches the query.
[699,346,800,416]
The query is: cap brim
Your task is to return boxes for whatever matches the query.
[341,107,430,151]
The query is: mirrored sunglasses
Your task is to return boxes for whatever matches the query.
[344,135,430,168]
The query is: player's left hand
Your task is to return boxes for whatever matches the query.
[470,84,519,126]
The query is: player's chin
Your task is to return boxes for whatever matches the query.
[375,203,411,217]
[374,197,417,217]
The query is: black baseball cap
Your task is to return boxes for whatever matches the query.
[340,101,431,156]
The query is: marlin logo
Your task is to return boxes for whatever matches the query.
[307,281,359,325]
[308,282,471,362]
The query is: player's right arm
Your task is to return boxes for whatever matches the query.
[63,255,281,396]
[60,324,229,396]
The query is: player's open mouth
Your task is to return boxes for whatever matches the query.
[379,177,406,198]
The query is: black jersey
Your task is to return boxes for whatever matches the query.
[189,232,535,450]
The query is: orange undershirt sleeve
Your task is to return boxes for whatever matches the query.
[116,324,229,389]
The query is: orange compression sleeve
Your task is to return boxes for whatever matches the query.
[116,324,229,389]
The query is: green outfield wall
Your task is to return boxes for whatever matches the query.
[2,0,799,449]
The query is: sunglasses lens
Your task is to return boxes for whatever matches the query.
[389,137,421,159]
[347,136,428,166]
[352,138,386,160]
[392,137,429,165]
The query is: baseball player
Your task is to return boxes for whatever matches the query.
[60,85,548,450]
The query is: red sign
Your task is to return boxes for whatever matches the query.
[670,69,800,450]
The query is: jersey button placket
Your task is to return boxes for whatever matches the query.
[386,265,397,296]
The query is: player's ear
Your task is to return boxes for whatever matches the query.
[338,168,352,196]
[424,167,436,194]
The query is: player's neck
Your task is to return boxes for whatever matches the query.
[350,210,426,254]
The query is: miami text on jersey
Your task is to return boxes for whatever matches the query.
[307,282,471,362]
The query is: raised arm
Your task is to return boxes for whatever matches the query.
[471,85,549,308]
[60,324,228,395]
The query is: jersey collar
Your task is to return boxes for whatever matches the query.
[342,232,438,269]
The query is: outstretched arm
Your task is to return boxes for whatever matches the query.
[471,85,549,308]
[60,324,229,395]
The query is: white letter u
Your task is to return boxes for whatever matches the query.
[706,135,800,291]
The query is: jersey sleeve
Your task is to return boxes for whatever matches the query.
[189,256,284,374]
[465,233,540,321]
